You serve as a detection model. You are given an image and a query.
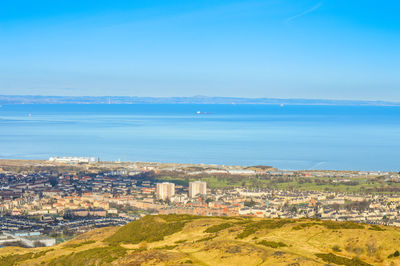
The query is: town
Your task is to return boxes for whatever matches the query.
[1,158,400,248]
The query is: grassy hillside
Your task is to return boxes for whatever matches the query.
[1,215,400,265]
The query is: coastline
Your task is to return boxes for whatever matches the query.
[1,95,400,106]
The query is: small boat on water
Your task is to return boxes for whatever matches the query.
[196,111,212,115]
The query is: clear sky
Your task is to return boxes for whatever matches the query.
[0,0,399,100]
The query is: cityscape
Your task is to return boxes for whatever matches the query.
[1,157,400,250]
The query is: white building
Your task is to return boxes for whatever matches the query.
[156,182,175,201]
[49,156,96,164]
[189,181,207,198]
[1,231,56,247]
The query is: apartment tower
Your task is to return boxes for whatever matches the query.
[189,181,207,198]
[156,182,175,201]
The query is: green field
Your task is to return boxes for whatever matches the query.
[157,174,400,194]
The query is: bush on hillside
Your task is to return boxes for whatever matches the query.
[159,214,202,222]
[106,215,186,244]
[0,250,53,266]
[204,223,233,233]
[292,221,364,230]
[322,221,364,229]
[257,240,287,248]
[236,219,295,239]
[388,251,400,258]
[316,253,372,266]
[153,245,177,250]
[195,235,216,242]
[64,240,96,248]
[48,245,126,265]
[332,245,342,252]
[368,224,385,231]
[292,222,319,230]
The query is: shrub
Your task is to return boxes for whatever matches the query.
[236,219,295,239]
[106,215,186,244]
[196,235,216,242]
[257,240,287,248]
[48,245,126,265]
[0,253,35,266]
[292,221,364,231]
[316,253,372,266]
[292,222,319,230]
[0,249,53,266]
[236,227,257,239]
[65,240,96,248]
[158,214,202,222]
[154,245,177,250]
[332,245,342,252]
[368,225,385,231]
[204,223,233,233]
[322,221,364,230]
[388,250,400,258]
[33,249,54,259]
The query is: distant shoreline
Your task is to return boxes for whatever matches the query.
[1,95,400,106]
[0,158,397,173]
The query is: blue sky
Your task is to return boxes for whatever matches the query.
[0,0,399,100]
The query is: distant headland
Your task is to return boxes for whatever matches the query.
[1,95,399,106]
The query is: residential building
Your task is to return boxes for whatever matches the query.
[156,182,175,201]
[189,181,207,198]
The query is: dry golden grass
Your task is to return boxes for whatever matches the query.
[2,215,400,265]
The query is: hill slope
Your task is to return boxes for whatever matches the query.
[1,215,400,265]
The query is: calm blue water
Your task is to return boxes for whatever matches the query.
[0,104,399,171]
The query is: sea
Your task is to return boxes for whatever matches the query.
[0,104,399,171]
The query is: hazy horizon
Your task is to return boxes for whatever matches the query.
[1,94,400,104]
